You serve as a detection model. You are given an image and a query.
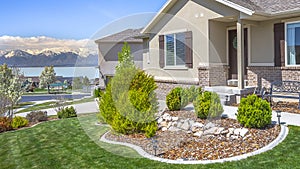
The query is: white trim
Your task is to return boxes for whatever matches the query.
[285,20,300,67]
[163,66,188,70]
[248,63,274,66]
[215,0,254,16]
[161,28,188,35]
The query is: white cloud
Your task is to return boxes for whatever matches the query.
[0,36,97,56]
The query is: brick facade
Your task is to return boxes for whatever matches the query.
[155,81,195,100]
[198,66,229,87]
[247,66,300,88]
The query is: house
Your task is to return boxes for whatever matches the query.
[95,28,144,88]
[140,0,300,99]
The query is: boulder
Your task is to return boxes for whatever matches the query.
[203,127,218,136]
[168,126,181,132]
[157,117,163,124]
[204,122,215,130]
[234,128,241,135]
[160,121,168,128]
[214,127,225,135]
[192,122,204,128]
[162,127,168,132]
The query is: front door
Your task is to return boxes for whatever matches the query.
[228,28,248,79]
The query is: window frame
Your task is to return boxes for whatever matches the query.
[164,32,187,68]
[285,21,300,67]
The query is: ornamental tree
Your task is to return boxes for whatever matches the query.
[0,64,24,118]
[39,66,56,93]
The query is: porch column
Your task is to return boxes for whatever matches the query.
[237,18,245,89]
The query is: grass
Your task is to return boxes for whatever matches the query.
[13,102,35,109]
[1,113,300,169]
[16,97,95,113]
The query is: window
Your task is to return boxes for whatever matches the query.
[286,22,300,65]
[159,31,193,68]
[165,33,186,66]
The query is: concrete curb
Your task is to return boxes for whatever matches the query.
[100,124,289,164]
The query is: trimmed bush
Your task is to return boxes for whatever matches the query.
[0,117,12,132]
[98,43,158,138]
[184,86,202,103]
[193,91,224,119]
[166,87,188,111]
[57,106,77,119]
[237,94,272,128]
[26,111,47,123]
[12,116,28,129]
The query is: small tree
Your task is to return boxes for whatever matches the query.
[72,77,83,90]
[0,64,24,118]
[39,66,56,93]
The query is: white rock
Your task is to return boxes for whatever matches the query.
[181,121,190,131]
[160,121,168,128]
[191,126,199,133]
[240,128,249,137]
[193,131,203,137]
[168,126,180,132]
[226,132,231,138]
[203,127,218,135]
[172,116,179,121]
[157,117,163,124]
[214,127,225,135]
[221,129,229,135]
[167,122,172,129]
[233,128,241,135]
[162,113,171,120]
[189,120,195,127]
[162,127,168,132]
[231,135,239,140]
[192,122,204,128]
[204,122,215,129]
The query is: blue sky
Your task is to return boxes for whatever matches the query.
[0,0,167,40]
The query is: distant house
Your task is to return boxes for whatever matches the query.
[139,0,300,99]
[94,28,144,88]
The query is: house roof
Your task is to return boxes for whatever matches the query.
[142,0,300,33]
[226,0,300,14]
[95,28,144,43]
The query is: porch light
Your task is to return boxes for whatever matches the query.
[276,110,281,125]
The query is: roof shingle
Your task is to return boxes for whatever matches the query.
[95,28,143,43]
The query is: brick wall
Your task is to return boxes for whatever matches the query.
[198,66,229,87]
[155,81,195,100]
[247,66,300,88]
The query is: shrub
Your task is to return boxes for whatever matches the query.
[12,116,28,129]
[0,117,12,132]
[193,91,224,119]
[26,111,48,123]
[98,43,158,138]
[166,87,189,111]
[184,86,202,103]
[57,106,77,119]
[237,94,272,128]
[94,88,103,98]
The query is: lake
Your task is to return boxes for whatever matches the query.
[20,67,100,79]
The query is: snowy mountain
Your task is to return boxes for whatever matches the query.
[0,49,98,67]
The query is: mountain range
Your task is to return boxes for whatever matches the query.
[0,49,98,67]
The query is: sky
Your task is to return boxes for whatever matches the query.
[0,0,167,40]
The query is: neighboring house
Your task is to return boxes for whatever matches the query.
[140,0,300,96]
[95,28,144,88]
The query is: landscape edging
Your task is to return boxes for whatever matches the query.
[99,124,289,164]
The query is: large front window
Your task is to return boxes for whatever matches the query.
[286,22,300,65]
[165,32,186,66]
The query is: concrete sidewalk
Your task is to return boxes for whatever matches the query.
[16,99,300,127]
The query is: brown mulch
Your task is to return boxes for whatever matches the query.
[105,110,280,161]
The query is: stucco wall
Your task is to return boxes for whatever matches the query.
[143,0,239,83]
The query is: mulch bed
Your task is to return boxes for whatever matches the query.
[105,110,280,161]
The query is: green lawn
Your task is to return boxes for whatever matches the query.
[1,114,300,169]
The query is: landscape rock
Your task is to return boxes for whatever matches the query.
[168,126,180,132]
[240,128,249,137]
[160,121,168,128]
[214,127,225,135]
[181,120,190,131]
[204,122,215,130]
[203,127,218,136]
[172,117,179,121]
[192,122,204,128]
[234,128,241,135]
[193,131,203,137]
[162,127,168,132]
[157,117,163,124]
